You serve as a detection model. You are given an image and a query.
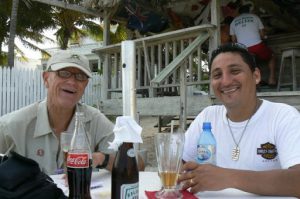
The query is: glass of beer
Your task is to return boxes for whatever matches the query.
[154,132,185,198]
[60,131,73,172]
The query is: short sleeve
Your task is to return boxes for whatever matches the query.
[0,122,11,154]
[276,113,300,169]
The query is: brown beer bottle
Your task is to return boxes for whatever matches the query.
[111,142,139,199]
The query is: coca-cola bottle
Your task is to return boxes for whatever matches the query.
[111,142,139,199]
[67,112,92,199]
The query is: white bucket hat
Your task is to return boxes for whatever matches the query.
[46,52,92,77]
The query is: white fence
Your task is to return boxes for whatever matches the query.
[0,67,102,116]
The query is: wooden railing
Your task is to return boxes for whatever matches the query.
[93,24,216,99]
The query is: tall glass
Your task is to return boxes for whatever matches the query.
[60,131,73,172]
[154,132,185,199]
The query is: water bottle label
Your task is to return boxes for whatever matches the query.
[127,148,135,158]
[120,182,139,199]
[196,145,216,164]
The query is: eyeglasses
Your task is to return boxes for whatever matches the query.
[50,70,89,81]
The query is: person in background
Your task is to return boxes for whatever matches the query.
[0,52,115,175]
[178,43,300,197]
[220,1,239,44]
[230,4,276,86]
[221,16,234,44]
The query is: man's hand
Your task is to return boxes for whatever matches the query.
[92,152,106,168]
[178,161,233,193]
[92,152,145,171]
[92,152,114,171]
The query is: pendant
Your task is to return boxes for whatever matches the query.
[232,146,240,161]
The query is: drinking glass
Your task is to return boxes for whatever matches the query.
[60,131,73,171]
[154,132,185,199]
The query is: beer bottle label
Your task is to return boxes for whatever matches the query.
[120,182,138,199]
[67,153,89,168]
[127,148,135,157]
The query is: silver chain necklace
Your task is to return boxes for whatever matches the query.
[226,99,260,161]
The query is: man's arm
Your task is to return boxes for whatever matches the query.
[178,162,300,197]
[92,152,114,171]
[259,29,266,40]
[231,35,237,43]
[231,164,300,197]
[92,152,145,172]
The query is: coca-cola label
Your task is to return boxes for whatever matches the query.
[120,182,138,199]
[67,153,89,168]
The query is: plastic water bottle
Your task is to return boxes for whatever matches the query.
[196,122,216,164]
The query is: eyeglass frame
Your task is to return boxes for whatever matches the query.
[209,42,257,72]
[47,70,89,81]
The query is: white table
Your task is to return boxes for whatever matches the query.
[51,171,296,199]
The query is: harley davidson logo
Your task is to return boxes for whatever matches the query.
[257,142,277,160]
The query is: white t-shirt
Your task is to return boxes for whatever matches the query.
[183,100,300,170]
[230,13,264,47]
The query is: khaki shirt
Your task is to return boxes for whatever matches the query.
[0,100,114,175]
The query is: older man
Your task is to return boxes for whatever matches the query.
[0,52,115,174]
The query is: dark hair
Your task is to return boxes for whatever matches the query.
[209,43,257,71]
[222,16,234,25]
[227,1,238,10]
[238,4,251,14]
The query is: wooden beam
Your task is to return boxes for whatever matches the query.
[212,91,300,109]
[179,60,187,130]
[32,0,102,17]
[92,24,216,55]
[98,95,213,116]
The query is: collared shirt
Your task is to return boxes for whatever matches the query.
[0,100,114,175]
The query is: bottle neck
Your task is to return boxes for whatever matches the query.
[120,142,134,148]
[74,112,85,135]
[75,119,84,133]
[70,112,91,152]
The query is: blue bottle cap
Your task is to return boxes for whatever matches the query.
[202,122,212,130]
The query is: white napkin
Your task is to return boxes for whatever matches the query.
[108,116,143,151]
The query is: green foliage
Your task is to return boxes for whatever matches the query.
[0,0,55,64]
[52,8,96,49]
[85,22,128,44]
[0,0,130,65]
[0,52,7,66]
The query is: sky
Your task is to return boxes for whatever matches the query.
[3,28,58,60]
[23,29,58,59]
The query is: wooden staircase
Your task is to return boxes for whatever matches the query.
[93,24,217,129]
[92,24,300,130]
